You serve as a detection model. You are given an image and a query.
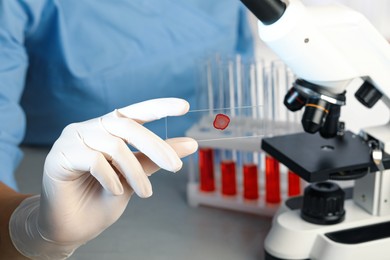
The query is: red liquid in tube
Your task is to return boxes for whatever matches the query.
[221,160,237,196]
[198,148,215,192]
[288,170,301,197]
[243,163,259,200]
[265,155,281,204]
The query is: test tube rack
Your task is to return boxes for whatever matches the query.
[186,56,304,216]
[185,117,304,217]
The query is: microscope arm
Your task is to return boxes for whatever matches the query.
[257,0,390,101]
[241,0,390,137]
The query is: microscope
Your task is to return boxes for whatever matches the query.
[240,0,390,259]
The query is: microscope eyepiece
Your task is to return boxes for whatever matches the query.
[240,0,286,25]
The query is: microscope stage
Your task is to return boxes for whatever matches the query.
[261,131,390,182]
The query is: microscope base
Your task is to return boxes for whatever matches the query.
[265,198,390,260]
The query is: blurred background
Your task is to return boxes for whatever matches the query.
[14,1,390,259]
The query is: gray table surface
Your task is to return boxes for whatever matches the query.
[15,146,272,260]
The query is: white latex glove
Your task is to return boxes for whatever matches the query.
[9,98,198,260]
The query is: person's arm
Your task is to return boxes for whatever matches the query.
[0,1,48,256]
[0,0,48,188]
[5,98,197,260]
[0,182,31,259]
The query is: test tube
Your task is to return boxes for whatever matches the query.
[237,60,260,200]
[282,64,302,197]
[198,148,215,192]
[206,59,214,116]
[242,152,259,200]
[288,170,301,197]
[197,56,218,192]
[265,155,281,204]
[220,150,237,196]
[262,63,282,204]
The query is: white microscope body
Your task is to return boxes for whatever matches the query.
[242,0,390,259]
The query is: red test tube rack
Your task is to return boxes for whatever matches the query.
[187,147,304,217]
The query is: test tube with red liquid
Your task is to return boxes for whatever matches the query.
[265,155,281,204]
[288,170,301,197]
[198,148,215,192]
[220,150,237,196]
[242,152,259,200]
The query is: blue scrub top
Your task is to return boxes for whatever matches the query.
[0,0,254,189]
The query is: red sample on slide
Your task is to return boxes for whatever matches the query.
[213,114,230,130]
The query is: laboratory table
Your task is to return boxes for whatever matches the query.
[15,146,272,260]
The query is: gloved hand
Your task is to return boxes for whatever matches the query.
[9,98,198,260]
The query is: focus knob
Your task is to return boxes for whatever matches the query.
[301,182,345,225]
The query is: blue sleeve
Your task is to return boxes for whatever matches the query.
[0,0,46,189]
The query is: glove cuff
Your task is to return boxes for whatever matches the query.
[9,195,77,260]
